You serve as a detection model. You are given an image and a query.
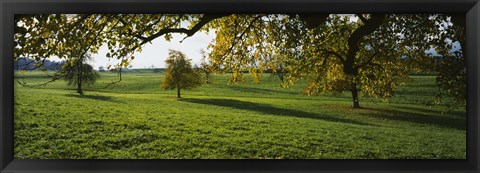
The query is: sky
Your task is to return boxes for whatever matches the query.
[90,30,216,70]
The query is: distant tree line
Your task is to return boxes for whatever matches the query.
[14,57,66,71]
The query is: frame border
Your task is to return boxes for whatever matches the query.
[1,0,479,172]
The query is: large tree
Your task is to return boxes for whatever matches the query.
[206,14,465,108]
[161,50,203,98]
[14,14,466,108]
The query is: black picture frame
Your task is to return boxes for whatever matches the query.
[1,0,479,172]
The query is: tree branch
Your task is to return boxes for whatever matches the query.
[318,49,345,64]
[298,14,329,30]
[220,15,264,61]
[137,14,229,46]
[134,14,166,40]
[356,14,367,23]
[18,15,113,88]
[344,14,385,75]
[355,51,379,70]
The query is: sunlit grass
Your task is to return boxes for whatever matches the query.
[13,70,466,159]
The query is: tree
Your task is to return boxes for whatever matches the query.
[199,49,212,83]
[161,50,202,98]
[207,14,464,108]
[14,14,466,108]
[98,66,106,72]
[208,14,397,108]
[62,53,99,96]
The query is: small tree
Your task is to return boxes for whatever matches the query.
[62,53,99,96]
[267,54,288,83]
[199,49,212,83]
[161,50,202,98]
[98,66,106,72]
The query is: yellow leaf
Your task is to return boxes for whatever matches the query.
[41,31,49,38]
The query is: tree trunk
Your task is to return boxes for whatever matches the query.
[77,74,83,95]
[205,72,210,84]
[344,14,385,75]
[451,14,466,57]
[341,14,384,109]
[278,73,284,83]
[177,88,181,98]
[77,61,83,96]
[351,82,360,108]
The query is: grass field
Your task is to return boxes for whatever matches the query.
[14,70,466,159]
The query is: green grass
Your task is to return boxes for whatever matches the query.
[14,70,466,159]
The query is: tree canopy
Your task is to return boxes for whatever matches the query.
[14,13,466,108]
[206,14,465,108]
[161,49,203,98]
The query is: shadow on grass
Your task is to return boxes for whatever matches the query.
[65,94,121,103]
[182,98,374,126]
[230,85,299,95]
[395,90,437,97]
[392,105,466,117]
[210,83,299,95]
[360,107,465,130]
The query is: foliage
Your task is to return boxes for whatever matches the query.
[434,52,466,109]
[15,14,110,63]
[161,50,203,98]
[388,14,466,108]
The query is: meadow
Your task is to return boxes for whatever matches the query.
[14,70,466,159]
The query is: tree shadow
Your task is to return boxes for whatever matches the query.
[392,105,466,117]
[182,98,374,126]
[360,107,465,130]
[64,94,121,103]
[395,90,437,97]
[210,83,299,95]
[229,85,300,95]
